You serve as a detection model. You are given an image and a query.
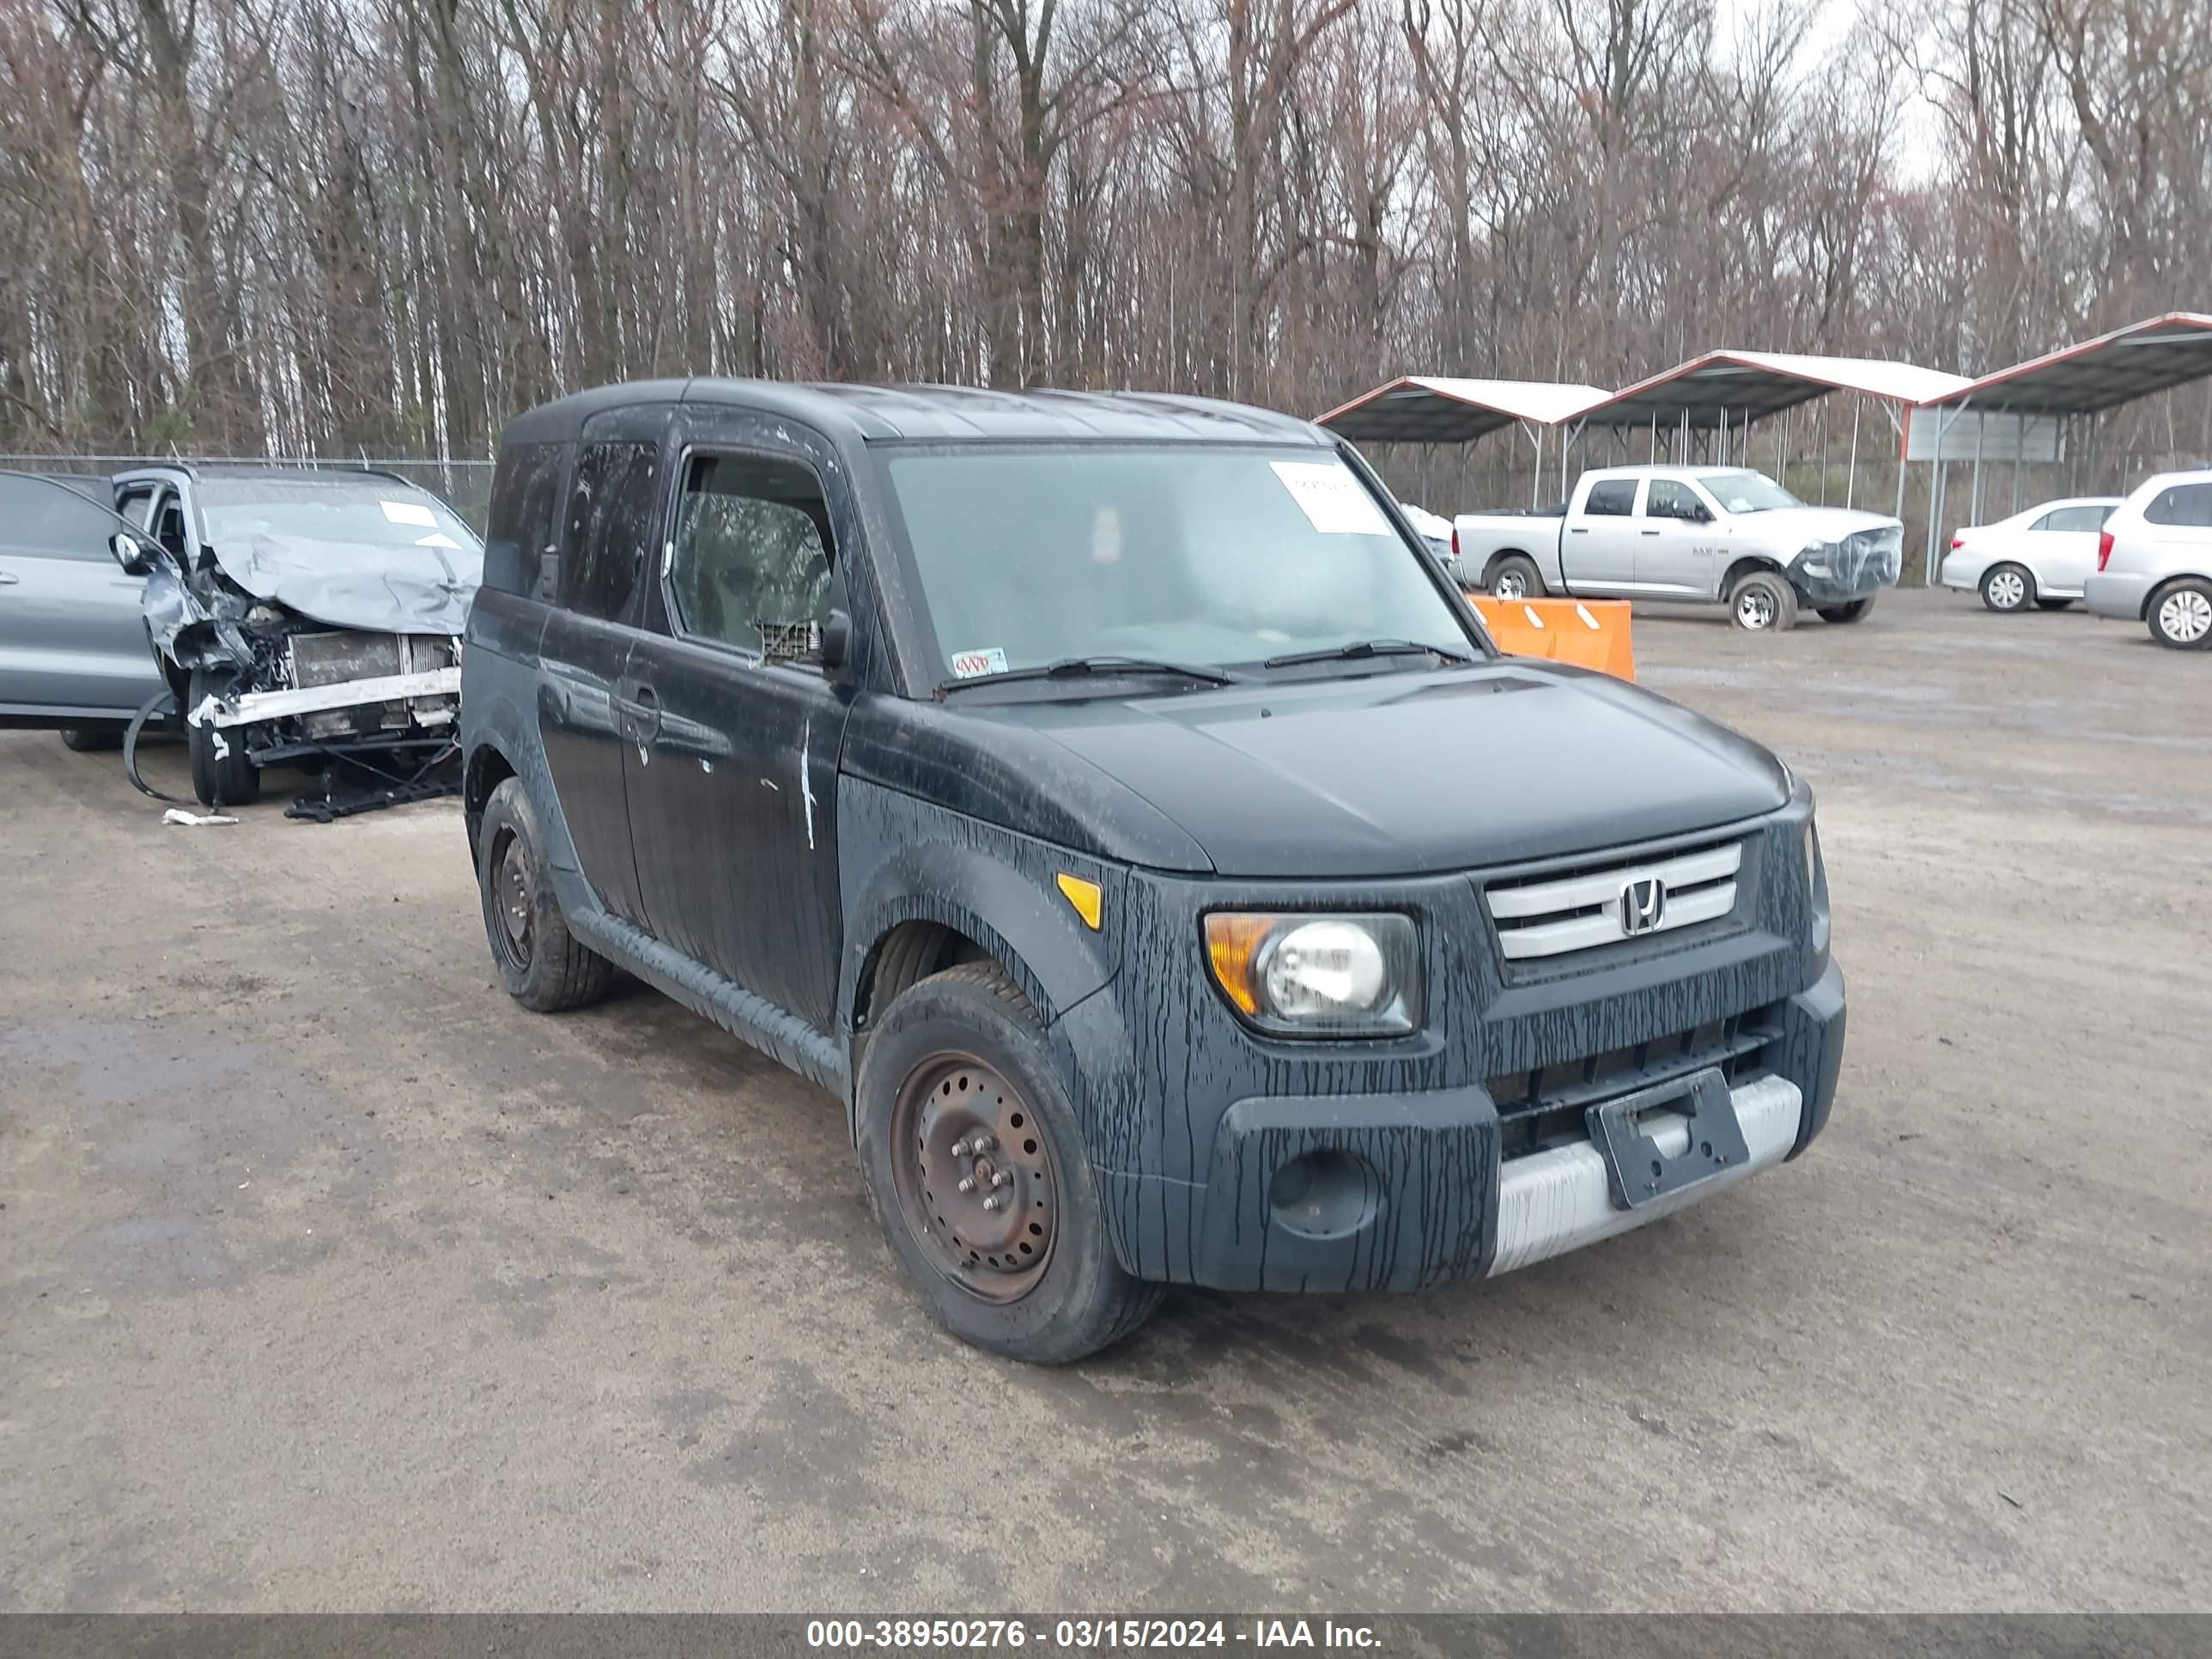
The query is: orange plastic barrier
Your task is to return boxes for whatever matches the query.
[1467,595,1637,683]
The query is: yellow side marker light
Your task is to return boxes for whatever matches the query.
[1056,872,1103,930]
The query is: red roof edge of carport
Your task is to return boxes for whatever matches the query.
[1314,375,1423,428]
[1916,311,2212,408]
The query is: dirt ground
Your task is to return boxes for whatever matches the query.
[1,586,2206,1613]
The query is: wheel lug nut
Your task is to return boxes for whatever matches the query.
[981,1195,1002,1212]
[992,1170,1012,1188]
[950,1139,970,1158]
[957,1177,975,1194]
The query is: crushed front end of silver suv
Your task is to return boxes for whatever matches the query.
[141,491,481,813]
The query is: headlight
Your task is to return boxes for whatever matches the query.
[1798,540,1833,576]
[1203,912,1421,1037]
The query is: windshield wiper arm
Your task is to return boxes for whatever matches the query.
[936,654,1241,696]
[1261,638,1474,670]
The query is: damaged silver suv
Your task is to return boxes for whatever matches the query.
[111,465,483,806]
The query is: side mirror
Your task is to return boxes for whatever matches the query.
[820,607,853,672]
[1686,503,1712,524]
[110,531,155,574]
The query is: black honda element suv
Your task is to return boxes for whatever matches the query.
[460,380,1844,1364]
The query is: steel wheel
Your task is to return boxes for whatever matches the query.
[1493,568,1528,599]
[2154,586,2212,646]
[491,826,534,970]
[1735,585,1776,629]
[890,1054,1057,1305]
[1984,568,2028,611]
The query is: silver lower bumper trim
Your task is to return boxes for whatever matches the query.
[189,665,463,729]
[1488,1073,1803,1276]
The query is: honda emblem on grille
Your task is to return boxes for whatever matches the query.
[1620,876,1668,937]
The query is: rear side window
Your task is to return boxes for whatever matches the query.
[667,453,835,660]
[563,441,659,621]
[2143,483,2212,528]
[487,441,569,600]
[0,474,124,560]
[2039,505,2107,532]
[1583,480,1636,516]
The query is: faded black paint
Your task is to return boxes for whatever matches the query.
[461,379,1848,1302]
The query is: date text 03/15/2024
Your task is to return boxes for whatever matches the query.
[804,1619,1381,1650]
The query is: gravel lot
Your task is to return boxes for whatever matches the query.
[2,586,2206,1613]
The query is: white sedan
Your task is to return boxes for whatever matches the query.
[1941,497,2119,612]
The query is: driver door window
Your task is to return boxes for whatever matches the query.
[1644,480,1707,522]
[149,489,190,558]
[666,453,834,663]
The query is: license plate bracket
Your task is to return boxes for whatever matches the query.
[1585,1066,1748,1211]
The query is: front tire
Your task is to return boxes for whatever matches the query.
[2148,578,2212,650]
[2034,598,2074,611]
[476,775,617,1011]
[1817,598,1875,624]
[1728,569,1797,632]
[1486,553,1544,600]
[185,668,260,806]
[856,962,1162,1364]
[1979,562,2033,613]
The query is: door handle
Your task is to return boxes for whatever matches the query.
[1640,529,1661,537]
[1567,526,1589,535]
[625,681,662,744]
[0,571,18,586]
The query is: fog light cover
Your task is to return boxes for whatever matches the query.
[1204,912,1421,1036]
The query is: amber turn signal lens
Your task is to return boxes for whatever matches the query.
[1203,913,1277,1016]
[1055,872,1103,930]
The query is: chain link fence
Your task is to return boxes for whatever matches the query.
[2,454,496,532]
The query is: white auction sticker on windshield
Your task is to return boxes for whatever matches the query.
[380,500,437,526]
[951,647,1008,679]
[1269,461,1390,535]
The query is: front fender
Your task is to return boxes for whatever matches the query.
[838,777,1125,1049]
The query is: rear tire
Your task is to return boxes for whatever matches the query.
[1728,569,1797,632]
[185,668,260,807]
[856,962,1163,1364]
[2147,578,2212,650]
[1979,562,2034,613]
[2034,598,2074,611]
[1817,598,1874,625]
[59,727,122,752]
[1486,553,1545,600]
[476,775,617,1012]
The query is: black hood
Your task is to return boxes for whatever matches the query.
[963,663,1789,877]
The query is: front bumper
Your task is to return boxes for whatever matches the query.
[2083,571,2152,620]
[1489,1073,1800,1273]
[1097,959,1845,1293]
[1789,557,1896,605]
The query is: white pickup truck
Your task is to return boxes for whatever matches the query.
[1452,465,1904,630]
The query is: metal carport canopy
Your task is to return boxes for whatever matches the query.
[1315,376,1614,442]
[1912,311,2212,414]
[1572,350,1972,428]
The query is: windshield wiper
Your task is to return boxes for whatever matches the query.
[936,654,1242,696]
[1261,638,1474,671]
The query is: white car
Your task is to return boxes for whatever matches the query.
[2084,470,2212,649]
[1940,497,2119,612]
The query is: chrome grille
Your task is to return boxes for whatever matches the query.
[1486,838,1741,961]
